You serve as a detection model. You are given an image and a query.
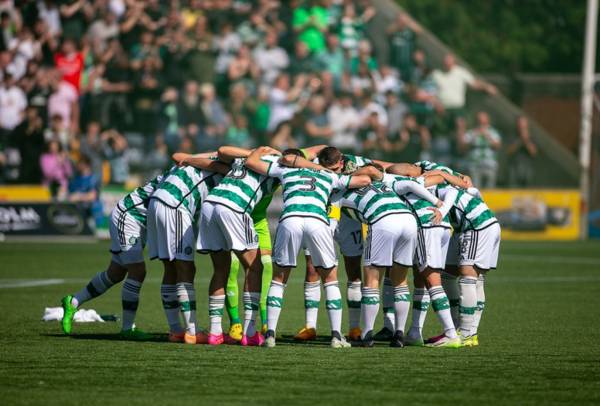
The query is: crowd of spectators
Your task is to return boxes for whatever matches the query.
[0,0,538,196]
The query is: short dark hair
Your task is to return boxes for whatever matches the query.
[282,148,304,157]
[78,155,91,167]
[317,146,342,168]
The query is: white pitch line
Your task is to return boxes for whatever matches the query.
[502,254,600,265]
[0,279,66,289]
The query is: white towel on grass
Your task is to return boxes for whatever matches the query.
[42,307,105,323]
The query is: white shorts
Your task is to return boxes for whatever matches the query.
[197,202,259,252]
[304,217,338,257]
[335,213,363,257]
[109,208,145,265]
[275,217,337,269]
[147,199,195,262]
[456,223,501,270]
[415,227,451,272]
[363,213,417,268]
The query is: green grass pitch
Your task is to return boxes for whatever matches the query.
[0,241,599,405]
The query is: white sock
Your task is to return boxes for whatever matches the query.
[324,281,343,335]
[121,278,142,331]
[266,281,285,333]
[161,284,182,333]
[382,277,395,331]
[208,294,226,335]
[73,271,116,307]
[304,281,320,329]
[243,291,260,336]
[473,274,486,335]
[176,282,197,336]
[360,287,379,339]
[442,272,460,326]
[393,285,411,334]
[408,287,430,338]
[429,285,457,339]
[347,281,362,330]
[458,276,478,336]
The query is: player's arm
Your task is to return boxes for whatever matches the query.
[386,163,422,177]
[217,146,254,163]
[371,159,395,170]
[393,179,441,207]
[423,169,469,189]
[176,155,230,175]
[301,144,327,160]
[353,165,384,181]
[172,151,217,166]
[279,154,326,171]
[437,185,459,218]
[347,175,372,189]
[245,146,280,175]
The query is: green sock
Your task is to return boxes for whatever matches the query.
[226,253,241,324]
[260,255,273,325]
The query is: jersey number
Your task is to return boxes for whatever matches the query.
[299,176,317,191]
[356,183,391,196]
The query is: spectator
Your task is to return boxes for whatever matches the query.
[60,0,93,40]
[328,91,360,149]
[461,111,502,188]
[386,12,421,81]
[227,44,260,91]
[384,90,408,138]
[145,134,169,177]
[387,113,431,162]
[79,120,104,181]
[408,48,428,84]
[304,94,333,145]
[289,40,319,77]
[185,15,216,85]
[40,139,72,199]
[358,111,386,158]
[225,114,252,148]
[338,2,374,54]
[47,71,79,133]
[267,73,306,133]
[253,29,289,86]
[69,154,102,227]
[317,32,345,89]
[132,56,163,136]
[87,10,120,51]
[431,53,497,140]
[293,0,328,53]
[54,38,84,93]
[43,113,70,150]
[101,129,129,185]
[198,82,228,151]
[0,73,27,136]
[160,86,180,151]
[507,115,538,187]
[14,106,45,183]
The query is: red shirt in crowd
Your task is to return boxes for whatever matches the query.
[54,52,84,93]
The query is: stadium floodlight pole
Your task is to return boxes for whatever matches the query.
[579,0,598,240]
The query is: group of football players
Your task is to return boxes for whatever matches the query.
[59,144,500,348]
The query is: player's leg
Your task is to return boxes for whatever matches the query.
[442,233,461,326]
[264,264,292,348]
[161,260,185,342]
[422,269,460,348]
[374,268,396,341]
[307,218,349,348]
[405,269,429,346]
[176,259,200,344]
[207,250,233,345]
[337,215,363,340]
[254,217,273,334]
[119,261,152,340]
[389,215,418,348]
[225,253,242,340]
[61,260,126,335]
[360,265,383,347]
[294,253,320,341]
[265,217,302,347]
[235,247,264,345]
[470,223,501,344]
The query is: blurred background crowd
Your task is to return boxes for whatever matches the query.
[0,0,540,201]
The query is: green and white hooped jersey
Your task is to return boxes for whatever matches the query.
[414,160,460,176]
[440,187,497,232]
[336,181,411,225]
[267,162,351,224]
[402,183,453,229]
[117,171,168,225]
[206,155,280,214]
[151,166,223,217]
[342,154,372,173]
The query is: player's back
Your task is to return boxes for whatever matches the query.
[151,165,222,216]
[338,181,410,225]
[450,189,497,232]
[206,156,279,214]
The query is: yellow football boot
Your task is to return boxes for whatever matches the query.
[294,326,317,341]
[228,323,243,342]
